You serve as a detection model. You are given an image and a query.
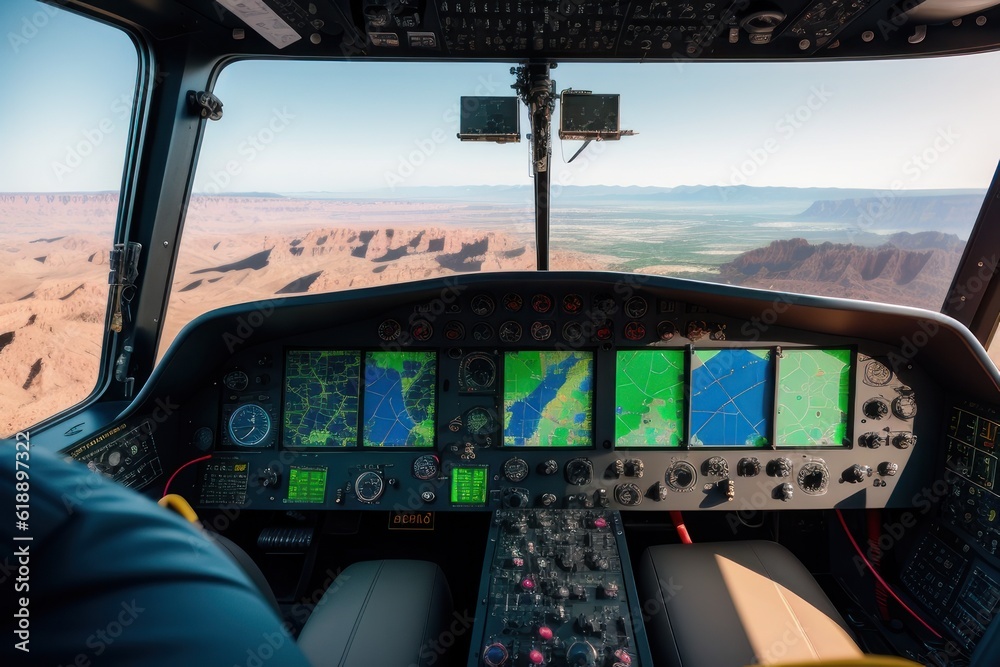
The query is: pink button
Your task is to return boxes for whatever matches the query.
[521,577,535,590]
[529,649,544,664]
[538,626,553,640]
[594,517,608,528]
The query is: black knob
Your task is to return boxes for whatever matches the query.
[625,458,645,477]
[502,488,529,508]
[859,432,883,448]
[565,458,594,485]
[651,481,668,501]
[863,399,889,420]
[540,493,557,507]
[539,459,559,476]
[777,482,794,502]
[768,458,792,477]
[420,490,436,503]
[844,464,869,483]
[737,457,761,477]
[892,432,917,449]
[614,483,642,506]
[704,456,729,478]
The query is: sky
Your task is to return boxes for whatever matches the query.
[3,0,1000,194]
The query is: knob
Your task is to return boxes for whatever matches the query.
[586,551,610,570]
[768,458,792,477]
[565,458,594,485]
[863,399,889,420]
[594,488,609,508]
[612,459,625,477]
[892,432,917,449]
[502,488,529,508]
[778,482,794,502]
[420,490,436,503]
[720,479,735,501]
[566,640,599,664]
[844,464,870,484]
[599,581,620,598]
[614,483,642,506]
[798,461,830,495]
[483,642,509,667]
[528,649,544,665]
[737,457,761,477]
[651,481,668,501]
[539,459,559,475]
[540,493,557,507]
[624,458,645,477]
[878,462,899,477]
[859,432,883,448]
[258,465,280,488]
[704,456,729,477]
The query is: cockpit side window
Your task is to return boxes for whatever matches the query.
[0,1,139,436]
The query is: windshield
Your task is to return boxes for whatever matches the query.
[163,53,1000,356]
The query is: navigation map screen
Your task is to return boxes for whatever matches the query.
[503,350,593,447]
[690,349,773,447]
[283,350,360,447]
[776,348,852,447]
[363,351,436,447]
[615,350,685,447]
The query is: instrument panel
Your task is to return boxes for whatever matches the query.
[169,274,940,513]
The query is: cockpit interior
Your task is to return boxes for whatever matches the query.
[5,1,1000,666]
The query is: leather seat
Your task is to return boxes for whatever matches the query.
[637,540,862,667]
[297,559,452,667]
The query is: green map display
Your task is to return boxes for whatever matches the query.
[283,350,360,447]
[776,348,852,447]
[615,350,685,447]
[503,351,592,447]
[363,350,436,447]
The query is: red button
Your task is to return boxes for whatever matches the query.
[594,517,608,528]
[521,577,535,590]
[529,649,544,664]
[538,626,553,640]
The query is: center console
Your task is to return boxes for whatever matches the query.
[468,509,652,667]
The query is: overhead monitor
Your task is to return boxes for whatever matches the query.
[503,350,593,447]
[458,96,520,143]
[559,91,620,139]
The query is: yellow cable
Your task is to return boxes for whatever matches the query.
[158,493,200,523]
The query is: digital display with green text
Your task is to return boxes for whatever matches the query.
[450,466,488,505]
[287,466,328,503]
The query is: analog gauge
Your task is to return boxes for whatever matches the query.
[686,320,707,341]
[563,321,584,342]
[466,406,497,435]
[223,370,249,391]
[471,294,495,317]
[624,321,646,341]
[227,404,271,447]
[595,320,613,341]
[460,352,497,391]
[378,319,401,341]
[892,393,918,420]
[504,457,529,483]
[412,454,439,480]
[443,320,465,341]
[472,322,494,341]
[562,294,583,314]
[531,293,552,313]
[863,398,889,420]
[656,321,677,341]
[665,461,697,492]
[354,470,385,503]
[499,321,522,343]
[797,461,830,496]
[530,321,552,341]
[624,296,647,318]
[593,294,616,316]
[502,293,523,312]
[411,319,433,341]
[864,360,893,386]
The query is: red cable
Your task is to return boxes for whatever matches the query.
[867,509,891,620]
[835,509,942,638]
[670,510,693,544]
[162,454,212,498]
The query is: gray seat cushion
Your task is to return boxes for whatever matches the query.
[637,540,861,667]
[297,559,452,667]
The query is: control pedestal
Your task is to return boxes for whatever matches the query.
[468,509,652,666]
